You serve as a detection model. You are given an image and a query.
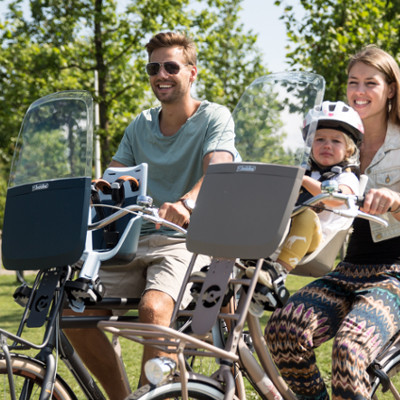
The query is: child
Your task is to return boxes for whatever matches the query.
[247,101,364,296]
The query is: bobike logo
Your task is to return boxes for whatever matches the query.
[32,183,49,191]
[236,165,256,172]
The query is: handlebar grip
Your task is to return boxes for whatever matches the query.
[92,179,112,195]
[356,196,364,207]
[114,175,140,192]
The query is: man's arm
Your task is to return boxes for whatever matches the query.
[109,160,127,168]
[107,152,233,227]
[157,151,233,228]
[179,150,233,203]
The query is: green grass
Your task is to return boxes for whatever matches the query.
[0,272,142,398]
[0,272,397,399]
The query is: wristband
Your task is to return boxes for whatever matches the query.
[180,198,195,214]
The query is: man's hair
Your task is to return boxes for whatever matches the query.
[347,45,400,126]
[145,31,197,65]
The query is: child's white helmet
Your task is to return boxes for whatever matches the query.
[304,101,364,146]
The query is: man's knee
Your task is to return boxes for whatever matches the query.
[138,290,174,324]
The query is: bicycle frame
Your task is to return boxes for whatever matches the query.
[98,176,391,400]
[99,256,297,399]
[0,263,142,400]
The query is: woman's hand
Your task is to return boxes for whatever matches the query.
[362,187,400,215]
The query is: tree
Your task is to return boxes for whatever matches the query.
[274,0,400,101]
[0,0,267,166]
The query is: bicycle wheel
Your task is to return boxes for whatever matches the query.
[0,354,77,400]
[128,380,226,400]
[369,353,400,399]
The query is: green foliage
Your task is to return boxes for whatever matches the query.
[233,84,289,163]
[193,0,266,111]
[274,0,400,101]
[0,0,267,163]
[0,173,7,229]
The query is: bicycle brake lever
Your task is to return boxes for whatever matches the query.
[331,208,388,227]
[331,209,358,218]
[357,211,389,227]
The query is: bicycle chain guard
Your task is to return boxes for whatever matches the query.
[191,258,235,336]
[27,267,65,328]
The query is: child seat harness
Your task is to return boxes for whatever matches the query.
[296,160,360,207]
[91,175,139,248]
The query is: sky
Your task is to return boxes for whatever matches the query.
[240,0,290,72]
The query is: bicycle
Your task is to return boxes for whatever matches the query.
[95,73,400,400]
[0,90,188,400]
[0,202,185,400]
[99,176,398,400]
[2,73,400,400]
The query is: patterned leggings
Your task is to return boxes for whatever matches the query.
[265,262,400,400]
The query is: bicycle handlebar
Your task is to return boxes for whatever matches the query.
[293,191,388,227]
[91,188,388,244]
[89,203,187,235]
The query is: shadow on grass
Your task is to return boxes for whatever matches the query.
[0,310,25,325]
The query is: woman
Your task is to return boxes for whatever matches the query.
[265,45,400,400]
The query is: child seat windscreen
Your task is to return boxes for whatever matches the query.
[214,71,326,167]
[8,91,93,187]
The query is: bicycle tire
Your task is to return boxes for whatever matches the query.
[128,380,226,400]
[0,354,77,400]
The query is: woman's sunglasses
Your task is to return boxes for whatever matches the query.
[145,61,191,76]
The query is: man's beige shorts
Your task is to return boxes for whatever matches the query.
[99,234,211,307]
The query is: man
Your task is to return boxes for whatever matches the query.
[65,31,236,399]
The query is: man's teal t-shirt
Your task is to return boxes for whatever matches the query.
[113,100,236,235]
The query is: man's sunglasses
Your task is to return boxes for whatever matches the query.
[145,61,191,76]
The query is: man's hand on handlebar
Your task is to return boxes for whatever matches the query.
[157,201,190,229]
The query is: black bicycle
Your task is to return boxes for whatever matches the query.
[0,90,186,400]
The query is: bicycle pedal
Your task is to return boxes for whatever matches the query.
[274,281,290,305]
[243,331,255,353]
[13,284,32,307]
[252,281,289,312]
[66,277,105,305]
